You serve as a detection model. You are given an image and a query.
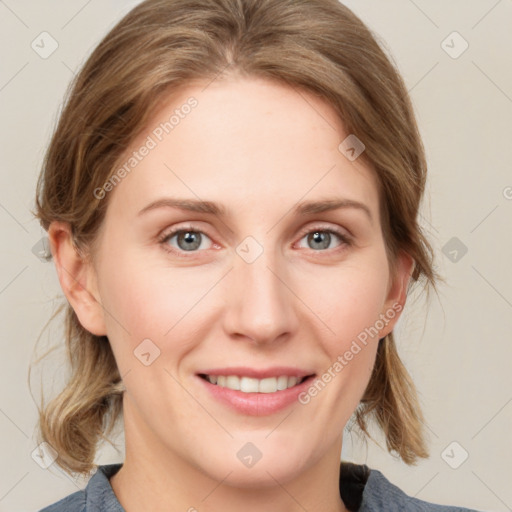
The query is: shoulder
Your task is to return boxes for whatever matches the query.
[361,468,484,512]
[39,490,86,512]
[38,463,123,512]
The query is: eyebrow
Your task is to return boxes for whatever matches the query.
[137,197,373,223]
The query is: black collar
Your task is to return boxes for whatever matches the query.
[339,461,371,511]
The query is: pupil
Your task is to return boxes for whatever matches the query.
[310,231,329,250]
[179,231,200,251]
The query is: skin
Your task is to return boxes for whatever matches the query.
[49,75,413,512]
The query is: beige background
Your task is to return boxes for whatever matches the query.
[0,1,511,511]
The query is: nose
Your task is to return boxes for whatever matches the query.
[222,241,297,346]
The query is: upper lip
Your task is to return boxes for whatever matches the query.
[196,366,316,379]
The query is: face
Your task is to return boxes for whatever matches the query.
[66,76,411,487]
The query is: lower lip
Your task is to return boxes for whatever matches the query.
[196,375,316,416]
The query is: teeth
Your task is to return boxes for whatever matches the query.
[277,375,289,390]
[226,375,240,390]
[240,377,258,393]
[205,375,304,393]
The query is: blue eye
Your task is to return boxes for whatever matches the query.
[160,227,213,253]
[158,225,352,257]
[297,229,351,251]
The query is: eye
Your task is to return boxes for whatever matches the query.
[296,227,352,252]
[158,224,352,257]
[158,225,214,255]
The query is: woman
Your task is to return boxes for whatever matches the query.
[33,0,483,510]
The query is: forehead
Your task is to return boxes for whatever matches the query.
[104,76,379,224]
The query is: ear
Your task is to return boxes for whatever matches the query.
[379,250,415,338]
[48,221,107,336]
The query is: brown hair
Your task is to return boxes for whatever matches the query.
[32,0,440,475]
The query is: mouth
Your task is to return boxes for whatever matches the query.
[197,373,314,393]
[195,368,317,416]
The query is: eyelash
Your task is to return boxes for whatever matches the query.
[157,224,353,258]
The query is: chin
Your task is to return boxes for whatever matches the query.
[197,445,312,489]
[223,462,303,489]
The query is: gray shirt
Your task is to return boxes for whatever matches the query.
[38,462,483,511]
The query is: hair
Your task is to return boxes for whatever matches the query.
[32,0,441,475]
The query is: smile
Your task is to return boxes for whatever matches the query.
[196,369,317,416]
[198,374,310,393]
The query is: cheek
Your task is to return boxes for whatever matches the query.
[96,248,216,369]
[305,261,389,347]
[300,254,389,400]
[98,245,193,331]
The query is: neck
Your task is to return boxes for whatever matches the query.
[110,397,348,512]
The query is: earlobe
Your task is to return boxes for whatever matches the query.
[48,221,107,336]
[380,251,415,338]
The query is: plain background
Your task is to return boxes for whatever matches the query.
[0,1,511,511]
